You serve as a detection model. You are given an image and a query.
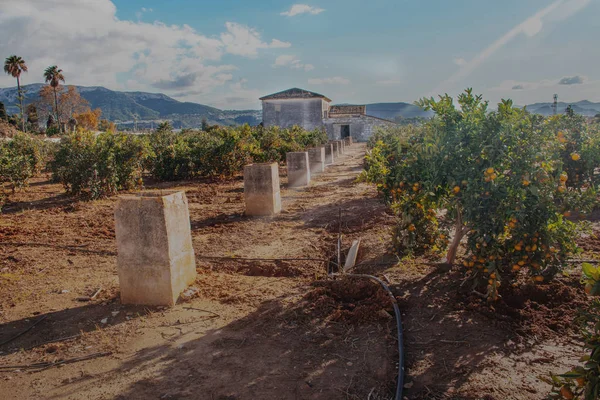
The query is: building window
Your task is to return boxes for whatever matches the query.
[274,104,281,112]
[323,110,328,119]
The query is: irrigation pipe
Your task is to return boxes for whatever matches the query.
[331,273,405,400]
[196,255,337,267]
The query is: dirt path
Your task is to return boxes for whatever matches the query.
[0,143,398,400]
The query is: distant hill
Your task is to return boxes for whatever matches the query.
[365,102,433,120]
[523,100,600,117]
[0,84,261,128]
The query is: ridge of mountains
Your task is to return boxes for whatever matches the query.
[1,84,599,128]
[0,84,261,127]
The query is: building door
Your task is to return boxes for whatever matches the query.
[341,125,350,138]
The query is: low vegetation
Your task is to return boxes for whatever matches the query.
[0,132,48,205]
[37,123,324,199]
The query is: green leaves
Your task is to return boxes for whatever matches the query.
[583,263,600,281]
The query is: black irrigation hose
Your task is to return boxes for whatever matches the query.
[196,255,338,267]
[333,273,405,400]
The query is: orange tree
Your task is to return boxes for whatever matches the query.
[51,131,149,199]
[544,263,600,399]
[362,89,596,298]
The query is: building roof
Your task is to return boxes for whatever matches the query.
[259,88,332,102]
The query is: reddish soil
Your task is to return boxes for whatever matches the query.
[0,142,593,399]
[0,144,397,399]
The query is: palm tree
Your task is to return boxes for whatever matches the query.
[43,65,65,130]
[3,55,28,132]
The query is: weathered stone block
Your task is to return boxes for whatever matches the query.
[330,141,340,158]
[115,191,197,306]
[244,163,281,216]
[286,152,311,187]
[324,143,335,165]
[307,147,326,174]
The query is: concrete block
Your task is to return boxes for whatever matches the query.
[115,191,197,306]
[307,147,326,174]
[286,152,311,187]
[324,143,335,165]
[244,163,281,216]
[330,141,340,158]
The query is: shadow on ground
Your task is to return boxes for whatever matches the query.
[0,302,154,356]
[47,287,398,400]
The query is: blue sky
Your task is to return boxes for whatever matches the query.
[1,0,598,109]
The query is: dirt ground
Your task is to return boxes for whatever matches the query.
[0,143,593,399]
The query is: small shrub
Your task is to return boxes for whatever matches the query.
[0,133,46,205]
[51,131,148,199]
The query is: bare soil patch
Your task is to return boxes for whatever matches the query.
[0,144,398,400]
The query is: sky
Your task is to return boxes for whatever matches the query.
[0,0,599,110]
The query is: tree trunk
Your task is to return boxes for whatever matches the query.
[17,76,25,132]
[53,86,60,132]
[445,205,469,265]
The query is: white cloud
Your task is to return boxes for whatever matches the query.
[211,79,263,110]
[434,0,592,94]
[376,79,402,85]
[136,7,153,19]
[273,55,314,71]
[0,0,291,107]
[220,22,291,58]
[281,4,325,17]
[453,57,467,67]
[308,77,350,85]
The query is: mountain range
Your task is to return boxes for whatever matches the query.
[1,84,599,128]
[0,84,261,128]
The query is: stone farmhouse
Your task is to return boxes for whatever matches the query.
[259,88,396,142]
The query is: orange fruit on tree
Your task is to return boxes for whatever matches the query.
[571,153,580,161]
[560,173,568,182]
[559,385,574,399]
[534,276,544,282]
[453,186,460,194]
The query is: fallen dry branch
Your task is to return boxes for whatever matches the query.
[0,352,112,372]
[24,334,82,351]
